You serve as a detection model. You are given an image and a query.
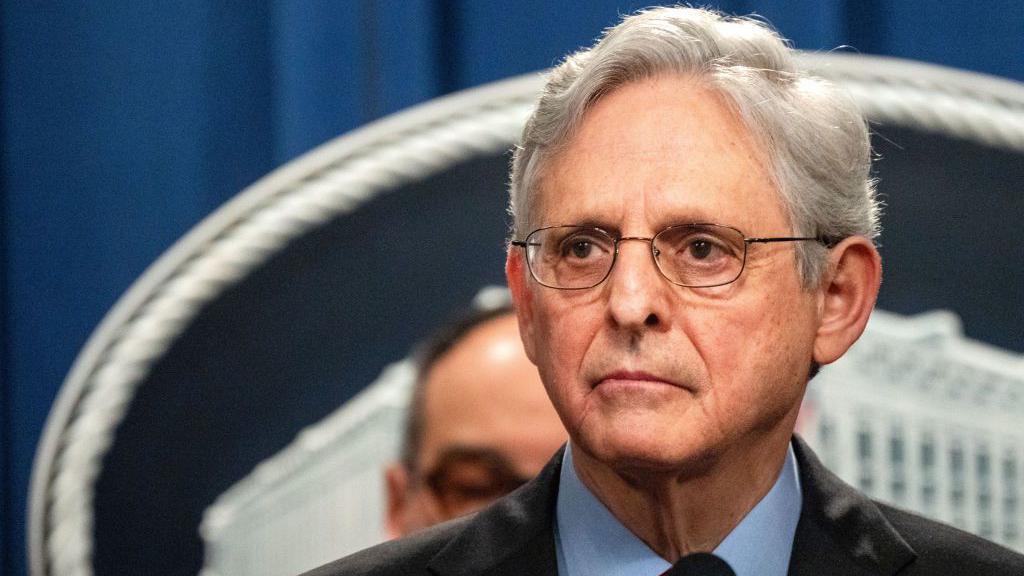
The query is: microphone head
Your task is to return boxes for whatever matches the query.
[662,552,736,576]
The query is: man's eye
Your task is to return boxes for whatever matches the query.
[559,235,605,260]
[688,239,715,260]
[568,240,592,259]
[446,480,506,501]
[673,235,735,266]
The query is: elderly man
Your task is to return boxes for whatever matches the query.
[384,302,566,537]
[305,7,1024,575]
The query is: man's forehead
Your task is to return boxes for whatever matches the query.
[416,315,564,469]
[531,77,783,233]
[420,315,546,421]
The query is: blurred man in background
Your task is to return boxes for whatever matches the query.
[384,298,567,537]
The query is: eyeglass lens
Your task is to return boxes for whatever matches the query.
[524,224,747,289]
[422,449,531,518]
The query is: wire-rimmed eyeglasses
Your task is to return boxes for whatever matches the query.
[510,223,833,290]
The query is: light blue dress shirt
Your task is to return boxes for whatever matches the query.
[554,443,802,576]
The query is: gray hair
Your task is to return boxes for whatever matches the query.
[509,6,880,285]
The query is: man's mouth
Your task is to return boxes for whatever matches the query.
[594,370,678,388]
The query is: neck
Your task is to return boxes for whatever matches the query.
[570,420,796,561]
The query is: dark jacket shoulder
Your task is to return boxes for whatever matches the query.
[877,502,1024,575]
[790,436,1024,575]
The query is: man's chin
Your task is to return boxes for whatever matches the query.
[575,423,720,480]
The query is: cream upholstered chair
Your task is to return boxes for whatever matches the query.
[30,54,1024,576]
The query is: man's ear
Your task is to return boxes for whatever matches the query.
[813,236,882,366]
[384,463,410,539]
[506,249,538,364]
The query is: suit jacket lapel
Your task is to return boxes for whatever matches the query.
[425,438,919,576]
[427,446,564,576]
[788,437,917,576]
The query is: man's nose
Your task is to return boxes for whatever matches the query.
[605,238,667,330]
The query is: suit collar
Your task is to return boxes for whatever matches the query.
[788,436,917,575]
[427,445,564,576]
[425,439,919,576]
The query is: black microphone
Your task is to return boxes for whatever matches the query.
[662,552,736,576]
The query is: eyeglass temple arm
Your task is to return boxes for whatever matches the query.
[745,235,837,247]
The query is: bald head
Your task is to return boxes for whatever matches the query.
[385,312,566,537]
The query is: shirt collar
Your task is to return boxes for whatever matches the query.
[555,442,802,576]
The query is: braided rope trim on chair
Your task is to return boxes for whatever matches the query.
[28,74,543,576]
[29,54,1024,576]
[803,52,1024,153]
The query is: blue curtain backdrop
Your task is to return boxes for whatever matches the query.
[1,1,1022,574]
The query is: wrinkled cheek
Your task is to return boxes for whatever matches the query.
[532,299,605,431]
[533,306,574,372]
[537,346,590,433]
[735,339,808,426]
[697,322,776,427]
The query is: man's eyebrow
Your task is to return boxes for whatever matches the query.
[554,214,731,233]
[428,445,532,481]
[433,444,512,465]
[652,207,724,227]
[572,219,618,233]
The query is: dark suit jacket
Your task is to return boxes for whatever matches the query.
[303,437,1024,575]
